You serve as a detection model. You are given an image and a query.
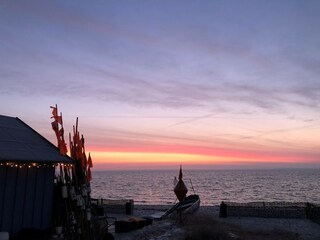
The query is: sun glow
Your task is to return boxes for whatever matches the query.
[92,151,233,169]
[93,151,224,164]
[89,150,312,170]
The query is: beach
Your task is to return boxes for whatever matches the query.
[108,205,320,240]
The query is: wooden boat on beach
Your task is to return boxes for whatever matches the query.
[161,194,200,218]
[161,166,200,218]
[178,194,200,214]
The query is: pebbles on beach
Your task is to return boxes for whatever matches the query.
[109,205,320,240]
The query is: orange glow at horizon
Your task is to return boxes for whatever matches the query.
[90,150,315,170]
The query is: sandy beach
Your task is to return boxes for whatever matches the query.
[108,205,320,240]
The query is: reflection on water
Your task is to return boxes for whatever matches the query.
[90,169,320,205]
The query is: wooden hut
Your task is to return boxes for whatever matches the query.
[0,115,73,236]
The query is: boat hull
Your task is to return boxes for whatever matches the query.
[162,194,200,218]
[178,194,200,214]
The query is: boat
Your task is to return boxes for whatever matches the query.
[161,194,200,218]
[161,166,200,219]
[177,194,200,214]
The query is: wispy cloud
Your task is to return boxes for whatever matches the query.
[2,60,320,115]
[1,1,320,168]
[1,1,319,116]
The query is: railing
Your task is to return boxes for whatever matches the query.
[220,201,320,223]
[91,198,134,214]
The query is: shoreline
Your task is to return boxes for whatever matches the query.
[106,205,320,240]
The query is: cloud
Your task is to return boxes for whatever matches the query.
[1,1,320,116]
[1,59,319,115]
[87,126,320,164]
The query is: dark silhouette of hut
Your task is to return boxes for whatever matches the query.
[0,115,73,237]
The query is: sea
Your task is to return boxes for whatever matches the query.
[90,168,320,206]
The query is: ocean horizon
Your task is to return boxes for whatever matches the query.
[90,168,320,206]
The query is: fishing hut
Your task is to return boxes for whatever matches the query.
[0,115,73,237]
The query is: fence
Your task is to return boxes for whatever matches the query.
[222,201,320,223]
[91,198,134,215]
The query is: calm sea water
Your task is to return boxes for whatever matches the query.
[90,169,320,206]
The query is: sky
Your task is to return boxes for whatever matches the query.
[1,1,320,170]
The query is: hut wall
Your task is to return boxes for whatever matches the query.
[0,165,55,236]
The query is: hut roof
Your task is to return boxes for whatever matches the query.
[0,115,73,163]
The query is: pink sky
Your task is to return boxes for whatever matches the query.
[1,1,320,170]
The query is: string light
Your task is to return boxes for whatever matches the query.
[0,162,74,168]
